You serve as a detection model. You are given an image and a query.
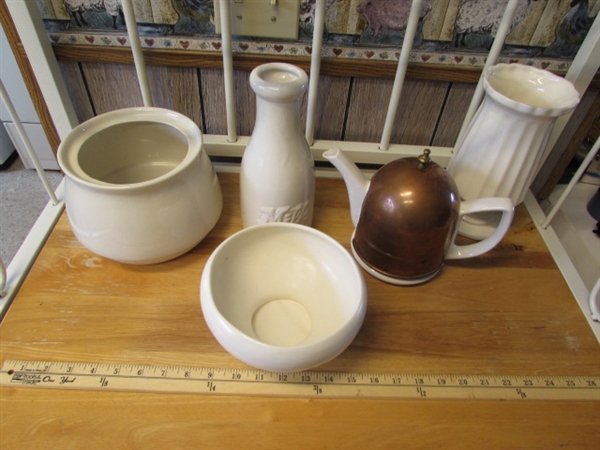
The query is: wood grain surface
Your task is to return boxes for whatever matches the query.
[1,173,599,449]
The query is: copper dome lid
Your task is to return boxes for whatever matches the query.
[352,150,461,280]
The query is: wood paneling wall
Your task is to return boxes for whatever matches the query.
[58,60,475,148]
[54,48,599,200]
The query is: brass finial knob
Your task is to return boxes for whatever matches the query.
[417,149,431,169]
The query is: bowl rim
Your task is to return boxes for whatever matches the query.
[57,107,203,191]
[200,223,368,352]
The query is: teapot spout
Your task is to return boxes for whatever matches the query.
[323,148,369,227]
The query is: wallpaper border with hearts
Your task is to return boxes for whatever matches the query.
[48,32,572,73]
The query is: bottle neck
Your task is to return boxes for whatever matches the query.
[254,96,304,135]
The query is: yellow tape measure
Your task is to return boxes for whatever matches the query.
[1,360,598,401]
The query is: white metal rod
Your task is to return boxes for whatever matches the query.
[524,190,600,341]
[562,12,600,96]
[589,277,600,322]
[202,134,452,166]
[0,257,5,299]
[454,0,520,147]
[305,0,326,146]
[379,0,423,151]
[541,135,600,229]
[220,0,237,142]
[0,181,65,320]
[0,79,59,205]
[4,0,78,140]
[537,12,600,172]
[122,0,153,107]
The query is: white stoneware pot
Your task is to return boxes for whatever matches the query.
[58,107,222,264]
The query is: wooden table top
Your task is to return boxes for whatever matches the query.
[1,173,599,449]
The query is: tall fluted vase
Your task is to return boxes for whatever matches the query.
[447,63,580,239]
[240,63,315,228]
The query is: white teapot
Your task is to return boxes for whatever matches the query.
[324,148,514,285]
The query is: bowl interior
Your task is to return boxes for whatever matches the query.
[77,121,189,184]
[207,226,363,347]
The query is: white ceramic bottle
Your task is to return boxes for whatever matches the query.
[240,63,315,228]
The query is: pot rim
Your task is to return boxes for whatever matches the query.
[57,107,203,191]
[483,63,580,117]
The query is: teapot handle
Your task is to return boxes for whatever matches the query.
[446,197,514,260]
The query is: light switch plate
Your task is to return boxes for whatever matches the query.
[214,0,300,40]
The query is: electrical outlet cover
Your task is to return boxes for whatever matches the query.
[214,0,300,40]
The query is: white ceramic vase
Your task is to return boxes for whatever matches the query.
[446,63,580,239]
[240,63,315,228]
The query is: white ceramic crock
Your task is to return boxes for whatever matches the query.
[58,107,222,264]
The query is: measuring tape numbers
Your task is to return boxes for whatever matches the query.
[1,360,598,401]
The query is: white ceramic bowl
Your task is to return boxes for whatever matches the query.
[200,223,367,371]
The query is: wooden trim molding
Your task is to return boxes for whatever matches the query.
[0,0,60,151]
[52,44,600,88]
[52,44,488,84]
